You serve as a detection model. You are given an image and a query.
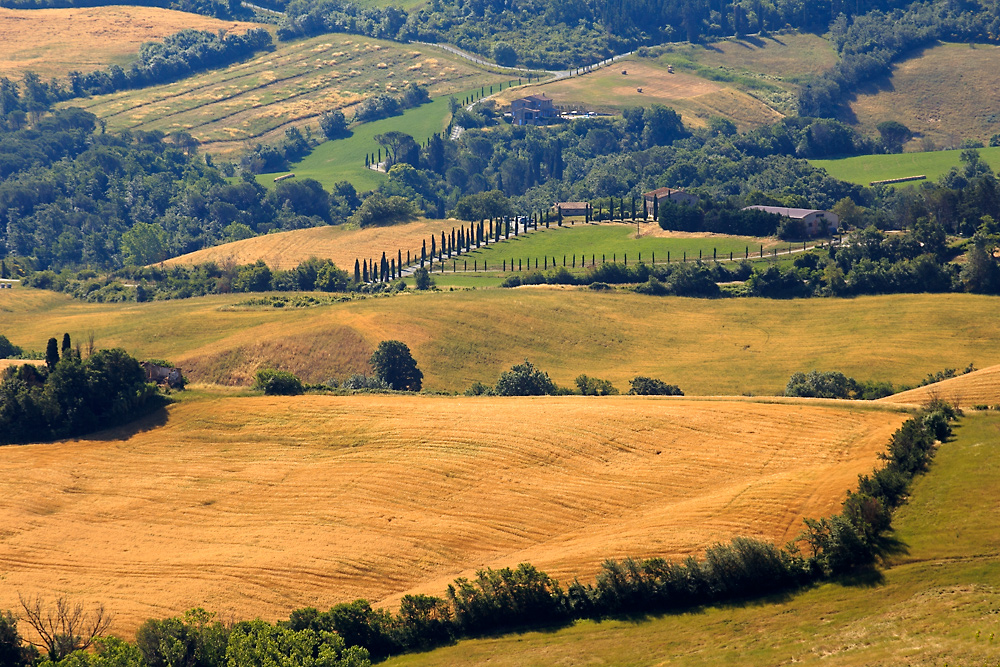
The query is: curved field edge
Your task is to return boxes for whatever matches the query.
[382,411,1000,667]
[0,6,265,80]
[2,289,1000,395]
[881,363,1000,407]
[0,393,908,638]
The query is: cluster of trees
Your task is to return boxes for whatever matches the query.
[273,0,916,70]
[465,360,683,397]
[62,29,274,100]
[0,335,164,445]
[784,369,895,400]
[0,405,952,664]
[800,0,1000,118]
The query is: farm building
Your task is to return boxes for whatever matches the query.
[743,206,839,236]
[643,187,698,216]
[554,202,589,217]
[510,94,556,126]
[142,361,184,388]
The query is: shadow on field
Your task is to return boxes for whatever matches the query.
[833,567,885,588]
[82,402,171,442]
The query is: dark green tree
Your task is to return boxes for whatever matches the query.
[370,340,423,391]
[45,337,59,370]
[494,360,556,396]
[61,333,71,358]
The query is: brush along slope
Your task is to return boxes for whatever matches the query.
[66,34,507,155]
[383,411,1000,667]
[0,393,907,637]
[880,363,1000,407]
[3,289,1000,394]
[0,6,264,81]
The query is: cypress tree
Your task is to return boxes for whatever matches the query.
[653,195,659,221]
[61,333,71,358]
[643,197,648,219]
[431,235,436,259]
[363,260,369,282]
[391,258,396,279]
[441,232,446,259]
[381,252,387,281]
[45,337,59,370]
[422,240,427,267]
[354,259,361,283]
[398,249,403,273]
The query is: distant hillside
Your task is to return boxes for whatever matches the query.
[492,33,834,130]
[0,6,263,80]
[811,146,1000,185]
[849,41,1000,151]
[66,34,508,156]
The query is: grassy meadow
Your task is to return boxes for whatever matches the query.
[0,6,264,80]
[811,145,1000,185]
[0,392,907,637]
[255,83,509,191]
[3,287,1000,394]
[67,34,509,156]
[383,412,1000,667]
[849,41,1000,150]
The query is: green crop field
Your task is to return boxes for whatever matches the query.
[65,34,509,157]
[3,288,1000,395]
[383,412,1000,667]
[811,146,1000,186]
[443,222,788,270]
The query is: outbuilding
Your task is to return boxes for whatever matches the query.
[742,206,839,236]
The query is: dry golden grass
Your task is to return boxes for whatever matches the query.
[493,59,782,131]
[162,219,455,271]
[850,42,1000,149]
[880,363,1000,407]
[0,393,906,637]
[0,359,42,372]
[0,6,264,80]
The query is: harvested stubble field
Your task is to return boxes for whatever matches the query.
[881,363,1000,407]
[0,393,907,637]
[385,412,1000,667]
[849,42,1000,150]
[0,6,263,80]
[162,218,453,271]
[3,289,1000,395]
[493,58,782,131]
[67,34,507,155]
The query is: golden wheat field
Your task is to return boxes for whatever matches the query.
[0,6,264,80]
[162,219,454,271]
[881,363,1000,407]
[0,393,907,637]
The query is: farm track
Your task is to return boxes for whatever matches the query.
[0,394,906,637]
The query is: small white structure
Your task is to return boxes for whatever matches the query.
[743,206,839,236]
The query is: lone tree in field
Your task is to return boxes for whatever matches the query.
[494,359,556,396]
[370,340,423,391]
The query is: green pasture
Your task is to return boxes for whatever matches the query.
[415,223,796,272]
[811,145,1000,186]
[384,411,1000,666]
[259,83,522,192]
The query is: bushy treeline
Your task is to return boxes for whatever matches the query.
[464,359,682,397]
[0,0,245,19]
[274,0,913,70]
[1,406,952,664]
[62,29,274,99]
[22,257,373,302]
[0,340,163,445]
[801,0,1000,118]
[0,106,365,270]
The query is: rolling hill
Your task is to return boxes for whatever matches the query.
[811,145,1000,185]
[66,34,509,156]
[881,363,1000,407]
[3,288,1000,395]
[0,392,907,637]
[849,41,1000,151]
[383,411,1000,667]
[0,5,264,81]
